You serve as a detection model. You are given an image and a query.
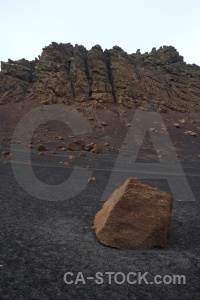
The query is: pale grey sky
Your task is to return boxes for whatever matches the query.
[0,0,200,65]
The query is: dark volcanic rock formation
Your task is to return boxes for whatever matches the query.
[1,43,200,112]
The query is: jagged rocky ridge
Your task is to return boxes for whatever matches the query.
[0,43,200,112]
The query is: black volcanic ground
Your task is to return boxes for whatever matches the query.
[0,102,199,299]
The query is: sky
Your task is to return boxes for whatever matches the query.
[0,0,200,66]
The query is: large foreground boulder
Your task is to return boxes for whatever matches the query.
[93,178,173,249]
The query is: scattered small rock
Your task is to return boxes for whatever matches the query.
[37,144,47,151]
[92,143,101,154]
[2,151,10,156]
[27,144,34,148]
[123,153,130,157]
[38,152,45,156]
[50,150,56,154]
[88,177,96,183]
[56,144,65,149]
[79,153,87,157]
[84,143,94,151]
[173,123,180,128]
[184,130,198,137]
[2,137,9,141]
[26,160,32,164]
[67,139,86,151]
[149,128,158,133]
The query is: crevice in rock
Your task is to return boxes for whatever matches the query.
[84,54,93,100]
[134,55,143,81]
[104,50,117,103]
[167,90,172,99]
[68,60,75,97]
[135,66,141,81]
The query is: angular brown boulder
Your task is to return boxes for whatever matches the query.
[93,178,173,250]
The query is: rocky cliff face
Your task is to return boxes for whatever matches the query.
[1,43,200,112]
